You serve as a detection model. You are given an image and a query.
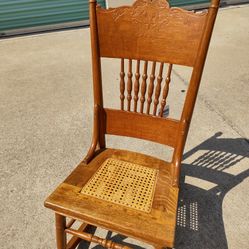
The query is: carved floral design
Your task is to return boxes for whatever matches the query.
[97,0,206,39]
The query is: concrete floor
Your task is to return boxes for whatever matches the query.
[0,4,249,249]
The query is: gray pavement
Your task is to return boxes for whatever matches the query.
[0,4,248,249]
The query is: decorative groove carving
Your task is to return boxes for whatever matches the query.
[153,62,164,116]
[133,60,141,112]
[160,64,173,117]
[146,61,156,114]
[109,0,206,26]
[96,0,207,66]
[120,58,125,110]
[140,61,148,113]
[127,59,133,111]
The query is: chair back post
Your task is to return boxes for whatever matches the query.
[89,0,106,148]
[172,0,220,187]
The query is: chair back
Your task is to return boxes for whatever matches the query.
[88,0,220,186]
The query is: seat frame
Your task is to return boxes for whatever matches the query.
[44,0,220,248]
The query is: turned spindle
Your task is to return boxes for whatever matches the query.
[120,58,125,110]
[140,61,148,113]
[160,64,173,117]
[153,62,164,116]
[127,59,133,111]
[133,60,141,112]
[146,62,156,114]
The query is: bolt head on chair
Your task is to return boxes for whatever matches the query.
[44,0,220,248]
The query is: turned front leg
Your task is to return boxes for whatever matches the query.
[55,213,66,249]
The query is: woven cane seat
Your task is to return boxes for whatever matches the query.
[81,158,158,213]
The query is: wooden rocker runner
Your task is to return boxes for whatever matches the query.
[44,0,220,248]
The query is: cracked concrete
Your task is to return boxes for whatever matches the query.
[0,4,248,249]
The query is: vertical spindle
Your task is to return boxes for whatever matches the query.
[140,61,148,113]
[133,60,140,112]
[127,59,133,111]
[160,64,173,117]
[146,62,156,114]
[120,58,125,110]
[153,62,164,116]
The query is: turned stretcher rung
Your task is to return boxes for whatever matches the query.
[65,228,132,249]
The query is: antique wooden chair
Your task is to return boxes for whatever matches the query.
[44,0,220,248]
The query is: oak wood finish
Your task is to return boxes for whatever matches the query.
[120,58,125,110]
[102,108,179,148]
[55,213,66,249]
[66,228,132,249]
[45,149,178,248]
[89,0,105,149]
[127,59,133,111]
[146,62,156,114]
[44,0,220,248]
[96,0,207,66]
[119,60,173,116]
[133,60,140,112]
[160,64,173,117]
[153,62,164,116]
[140,61,148,113]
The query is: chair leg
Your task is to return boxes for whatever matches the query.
[55,213,66,249]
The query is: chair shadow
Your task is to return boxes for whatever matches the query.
[78,132,249,249]
[176,132,249,249]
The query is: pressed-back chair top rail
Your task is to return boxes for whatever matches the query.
[96,0,207,66]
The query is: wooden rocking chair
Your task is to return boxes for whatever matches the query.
[44,0,220,248]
